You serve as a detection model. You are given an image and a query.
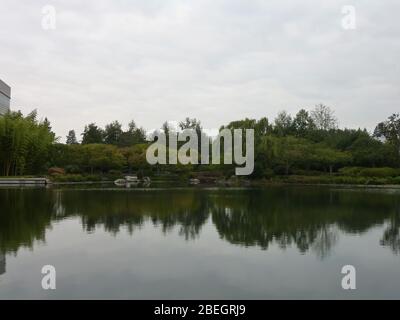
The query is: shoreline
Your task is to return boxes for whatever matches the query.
[2,177,400,189]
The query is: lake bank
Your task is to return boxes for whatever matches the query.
[47,172,400,188]
[2,175,400,189]
[0,177,51,186]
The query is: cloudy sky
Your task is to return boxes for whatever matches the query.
[1,0,399,140]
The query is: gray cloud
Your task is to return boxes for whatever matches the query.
[1,0,399,141]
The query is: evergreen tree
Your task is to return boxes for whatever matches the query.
[66,130,78,144]
[81,123,104,144]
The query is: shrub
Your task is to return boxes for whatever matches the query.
[361,168,400,177]
[85,174,102,182]
[389,176,400,184]
[64,165,82,174]
[339,167,400,177]
[338,167,363,176]
[263,168,275,178]
[52,174,84,182]
[105,170,122,181]
[365,177,388,185]
[51,174,102,182]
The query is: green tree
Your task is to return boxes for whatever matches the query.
[104,121,123,145]
[121,144,149,173]
[0,110,56,176]
[374,113,400,160]
[311,104,338,131]
[179,118,203,162]
[81,123,104,144]
[255,117,272,136]
[349,135,391,167]
[274,111,293,136]
[179,117,201,132]
[312,145,351,174]
[275,136,312,175]
[292,109,316,137]
[81,144,125,174]
[66,130,78,144]
[118,121,147,147]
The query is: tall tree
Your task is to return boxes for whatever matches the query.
[118,120,147,147]
[292,109,315,136]
[104,121,123,145]
[162,121,173,150]
[255,117,272,136]
[179,117,202,133]
[128,120,137,133]
[311,104,338,131]
[66,130,78,144]
[274,111,293,136]
[374,113,400,158]
[81,123,104,144]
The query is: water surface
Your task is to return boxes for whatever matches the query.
[0,186,399,299]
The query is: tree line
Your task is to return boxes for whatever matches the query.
[1,104,399,178]
[66,120,147,146]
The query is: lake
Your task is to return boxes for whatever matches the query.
[0,186,399,299]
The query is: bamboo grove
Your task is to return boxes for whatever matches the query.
[0,110,56,176]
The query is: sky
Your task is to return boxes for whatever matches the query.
[1,0,399,141]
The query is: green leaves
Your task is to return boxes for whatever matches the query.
[0,111,55,176]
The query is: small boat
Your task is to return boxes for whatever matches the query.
[115,175,151,187]
[125,175,139,183]
[114,179,127,186]
[189,178,200,185]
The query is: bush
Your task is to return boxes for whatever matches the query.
[389,176,400,184]
[361,168,400,177]
[339,167,400,177]
[291,169,324,176]
[105,170,123,181]
[278,175,393,185]
[51,174,102,182]
[263,168,275,179]
[338,167,363,176]
[108,169,122,176]
[52,174,84,182]
[363,177,384,185]
[64,165,82,174]
[85,174,102,182]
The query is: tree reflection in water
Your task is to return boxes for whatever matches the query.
[1,187,400,258]
[380,206,400,254]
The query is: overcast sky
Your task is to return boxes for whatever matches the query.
[1,0,399,141]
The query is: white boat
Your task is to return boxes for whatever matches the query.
[125,175,139,182]
[189,178,200,185]
[114,179,127,186]
[115,175,150,187]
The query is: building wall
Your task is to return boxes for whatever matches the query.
[0,79,11,115]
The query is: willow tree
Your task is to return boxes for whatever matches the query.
[0,110,56,176]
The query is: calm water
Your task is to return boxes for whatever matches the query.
[0,186,400,299]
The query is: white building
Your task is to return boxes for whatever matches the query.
[0,79,11,115]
